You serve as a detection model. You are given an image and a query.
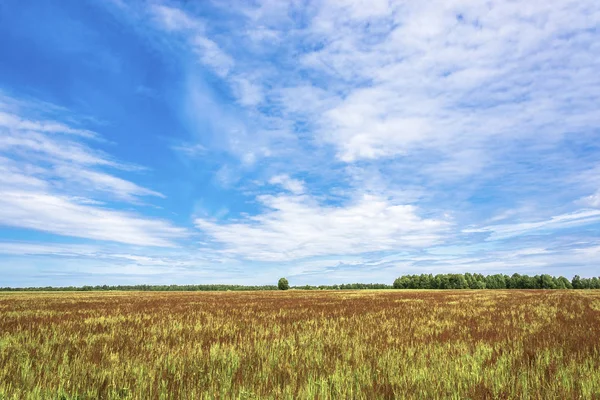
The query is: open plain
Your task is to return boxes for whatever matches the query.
[1,290,599,399]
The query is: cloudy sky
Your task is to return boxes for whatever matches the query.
[1,0,599,286]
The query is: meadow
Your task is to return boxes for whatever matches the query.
[0,290,599,399]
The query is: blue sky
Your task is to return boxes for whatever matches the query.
[1,0,600,287]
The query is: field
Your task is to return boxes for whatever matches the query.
[1,290,599,399]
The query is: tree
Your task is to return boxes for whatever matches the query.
[436,274,450,289]
[471,280,486,289]
[485,274,507,289]
[507,273,521,289]
[393,276,411,289]
[449,274,468,289]
[540,274,557,289]
[278,278,289,291]
[556,276,572,289]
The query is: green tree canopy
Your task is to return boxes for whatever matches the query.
[278,278,289,291]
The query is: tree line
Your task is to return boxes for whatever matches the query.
[0,284,279,292]
[393,273,600,289]
[0,283,393,291]
[290,283,392,290]
[1,274,599,291]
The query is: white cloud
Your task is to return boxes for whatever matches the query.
[274,85,337,115]
[214,165,240,188]
[192,36,235,78]
[171,142,207,158]
[0,93,160,199]
[0,242,99,257]
[310,0,599,162]
[578,191,600,208]
[224,0,600,174]
[322,88,433,161]
[53,166,165,201]
[0,241,232,267]
[0,191,186,246]
[245,26,281,44]
[0,128,115,167]
[115,0,600,174]
[151,4,202,32]
[232,77,263,106]
[195,193,449,261]
[0,93,186,247]
[0,156,48,189]
[0,111,98,139]
[269,174,305,194]
[464,209,600,241]
[150,5,235,78]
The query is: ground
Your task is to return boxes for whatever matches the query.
[1,290,599,399]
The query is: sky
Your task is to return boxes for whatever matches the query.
[1,0,599,287]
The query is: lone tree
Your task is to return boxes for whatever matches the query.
[278,277,289,290]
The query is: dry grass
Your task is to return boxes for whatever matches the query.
[1,290,599,399]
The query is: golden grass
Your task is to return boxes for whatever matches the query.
[1,290,599,399]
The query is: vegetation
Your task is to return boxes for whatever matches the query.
[0,284,280,292]
[0,283,392,292]
[294,283,391,290]
[2,273,599,292]
[393,273,600,290]
[278,277,290,291]
[1,290,599,399]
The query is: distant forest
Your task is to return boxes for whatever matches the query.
[392,273,600,289]
[1,273,600,291]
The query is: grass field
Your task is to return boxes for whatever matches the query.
[1,290,599,399]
